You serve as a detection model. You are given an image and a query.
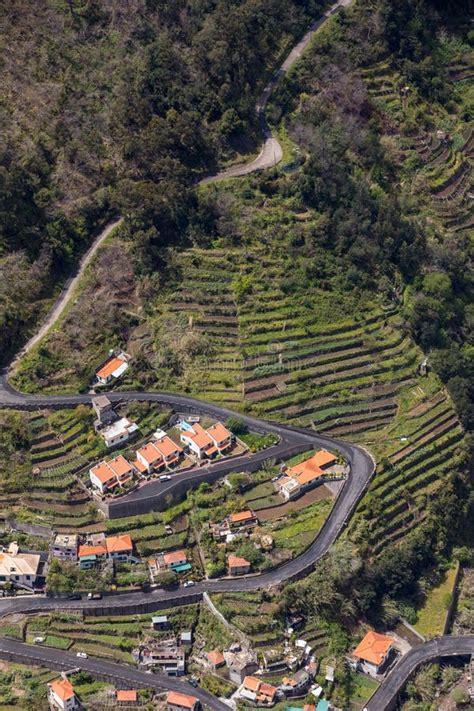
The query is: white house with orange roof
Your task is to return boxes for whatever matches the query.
[349,630,395,677]
[162,550,188,570]
[136,437,183,474]
[89,456,135,494]
[95,352,129,385]
[48,677,78,711]
[154,434,183,466]
[227,554,251,576]
[105,533,135,562]
[136,442,165,474]
[207,422,233,453]
[180,423,215,459]
[276,450,338,501]
[179,421,233,459]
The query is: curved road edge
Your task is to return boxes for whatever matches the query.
[365,635,474,711]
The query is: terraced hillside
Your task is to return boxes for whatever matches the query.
[360,48,474,237]
[0,410,105,532]
[349,383,466,555]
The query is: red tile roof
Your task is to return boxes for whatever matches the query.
[167,691,198,708]
[78,544,107,558]
[163,550,187,566]
[106,534,133,554]
[243,676,261,692]
[96,356,126,379]
[207,422,232,444]
[154,435,183,458]
[229,510,255,524]
[353,630,392,665]
[117,690,137,702]
[227,555,250,569]
[207,649,225,666]
[50,678,75,702]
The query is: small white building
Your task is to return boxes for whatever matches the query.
[100,417,139,448]
[96,352,129,385]
[48,677,78,711]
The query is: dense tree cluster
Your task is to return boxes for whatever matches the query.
[0,0,324,362]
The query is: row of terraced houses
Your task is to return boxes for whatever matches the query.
[89,421,234,494]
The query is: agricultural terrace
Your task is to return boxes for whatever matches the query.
[0,403,173,532]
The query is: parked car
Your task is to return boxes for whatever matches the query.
[76,652,88,659]
[183,581,195,588]
[187,678,198,687]
[160,475,171,482]
[34,636,45,644]
[67,593,81,600]
[87,592,102,600]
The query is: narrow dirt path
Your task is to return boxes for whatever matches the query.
[9,217,123,371]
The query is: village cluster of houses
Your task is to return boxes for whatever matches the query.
[50,531,139,572]
[89,415,235,495]
[132,615,193,674]
[209,509,262,576]
[49,676,204,711]
[275,450,342,501]
[48,674,142,711]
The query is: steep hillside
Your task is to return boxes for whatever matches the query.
[5,0,473,621]
[0,0,326,363]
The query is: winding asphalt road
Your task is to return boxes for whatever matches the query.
[365,636,474,711]
[0,638,230,711]
[1,0,472,704]
[201,0,353,183]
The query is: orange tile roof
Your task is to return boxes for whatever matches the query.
[295,467,324,486]
[259,682,277,699]
[117,690,137,702]
[282,676,297,686]
[184,423,213,449]
[286,452,333,485]
[229,510,255,524]
[50,678,75,702]
[132,458,147,474]
[353,630,392,665]
[163,549,187,566]
[207,649,225,666]
[243,676,261,692]
[90,461,117,484]
[106,534,133,554]
[137,442,163,465]
[154,435,183,458]
[207,422,232,444]
[78,544,107,558]
[96,356,126,379]
[167,691,198,708]
[228,555,250,568]
[311,449,337,467]
[304,705,316,711]
[108,455,133,477]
